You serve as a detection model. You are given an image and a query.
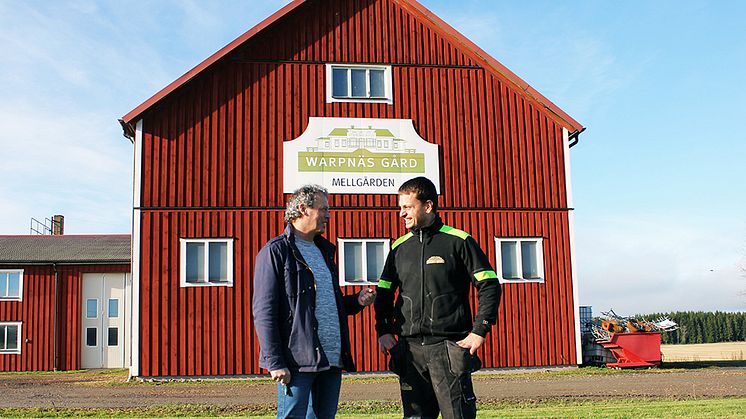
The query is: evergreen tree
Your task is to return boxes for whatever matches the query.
[635,311,746,344]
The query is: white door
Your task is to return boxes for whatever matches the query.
[81,273,126,368]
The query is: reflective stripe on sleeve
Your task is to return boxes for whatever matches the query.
[474,270,498,281]
[378,279,393,289]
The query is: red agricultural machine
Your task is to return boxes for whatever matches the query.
[583,309,678,369]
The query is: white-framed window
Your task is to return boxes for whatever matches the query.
[108,327,119,347]
[494,238,545,283]
[108,299,119,318]
[326,64,393,104]
[338,238,390,285]
[0,322,21,354]
[86,299,98,319]
[180,238,234,287]
[0,270,23,301]
[86,327,97,347]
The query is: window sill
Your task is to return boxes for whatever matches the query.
[181,281,234,288]
[327,96,393,105]
[498,278,545,284]
[340,280,379,287]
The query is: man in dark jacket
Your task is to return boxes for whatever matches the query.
[253,184,375,419]
[375,176,502,419]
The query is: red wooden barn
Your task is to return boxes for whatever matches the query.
[0,233,131,371]
[120,0,585,378]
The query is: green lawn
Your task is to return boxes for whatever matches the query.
[2,398,745,418]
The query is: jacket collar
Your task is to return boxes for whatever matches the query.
[411,214,444,237]
[283,223,335,255]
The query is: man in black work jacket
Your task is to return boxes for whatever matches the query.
[375,176,502,419]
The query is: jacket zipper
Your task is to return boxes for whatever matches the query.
[419,229,425,343]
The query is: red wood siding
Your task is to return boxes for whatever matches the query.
[139,0,568,211]
[135,0,578,376]
[0,264,129,371]
[137,209,576,376]
[141,66,567,210]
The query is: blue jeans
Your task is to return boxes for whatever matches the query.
[276,368,342,419]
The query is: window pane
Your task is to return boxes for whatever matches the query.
[7,273,19,297]
[86,299,98,318]
[86,328,97,347]
[108,327,119,347]
[366,242,385,281]
[501,242,519,278]
[0,275,6,297]
[521,241,540,278]
[351,69,367,97]
[108,299,119,318]
[0,325,5,350]
[6,325,18,350]
[209,242,228,282]
[332,68,348,97]
[344,242,363,281]
[369,70,385,97]
[186,242,205,283]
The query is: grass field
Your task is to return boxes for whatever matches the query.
[661,342,746,362]
[2,357,745,417]
[2,398,746,418]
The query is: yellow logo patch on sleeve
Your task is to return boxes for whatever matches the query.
[426,256,445,264]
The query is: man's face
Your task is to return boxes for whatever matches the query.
[398,192,433,230]
[303,193,330,236]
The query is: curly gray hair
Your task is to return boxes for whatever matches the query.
[284,184,328,223]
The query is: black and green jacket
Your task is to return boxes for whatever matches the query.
[374,215,502,341]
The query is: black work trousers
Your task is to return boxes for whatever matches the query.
[389,338,478,419]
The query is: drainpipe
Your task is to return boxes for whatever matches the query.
[53,263,59,371]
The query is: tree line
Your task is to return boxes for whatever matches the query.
[639,311,746,344]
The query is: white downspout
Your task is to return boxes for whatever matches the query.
[129,119,143,379]
[563,128,583,365]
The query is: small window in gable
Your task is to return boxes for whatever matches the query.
[338,238,390,285]
[180,238,234,287]
[0,270,23,301]
[326,64,393,104]
[494,238,545,283]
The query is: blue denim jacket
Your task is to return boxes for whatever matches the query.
[252,224,364,372]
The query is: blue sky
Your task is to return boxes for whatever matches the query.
[0,0,744,314]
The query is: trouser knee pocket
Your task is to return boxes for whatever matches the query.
[445,341,478,419]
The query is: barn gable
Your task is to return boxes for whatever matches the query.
[123,0,582,132]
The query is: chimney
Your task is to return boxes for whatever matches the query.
[52,215,64,235]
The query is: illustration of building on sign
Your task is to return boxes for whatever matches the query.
[308,126,414,153]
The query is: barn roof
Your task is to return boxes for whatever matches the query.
[121,0,583,132]
[0,235,131,264]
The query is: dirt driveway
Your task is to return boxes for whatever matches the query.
[2,364,745,409]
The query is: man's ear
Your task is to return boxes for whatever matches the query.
[425,200,434,214]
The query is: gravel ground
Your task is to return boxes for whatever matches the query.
[1,365,745,409]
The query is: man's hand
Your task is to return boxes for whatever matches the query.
[357,288,376,306]
[270,368,291,385]
[378,333,398,354]
[456,333,485,355]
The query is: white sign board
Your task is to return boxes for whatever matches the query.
[283,118,440,194]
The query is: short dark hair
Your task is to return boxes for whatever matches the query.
[398,176,438,211]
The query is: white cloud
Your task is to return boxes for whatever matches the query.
[0,104,132,234]
[576,214,746,314]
